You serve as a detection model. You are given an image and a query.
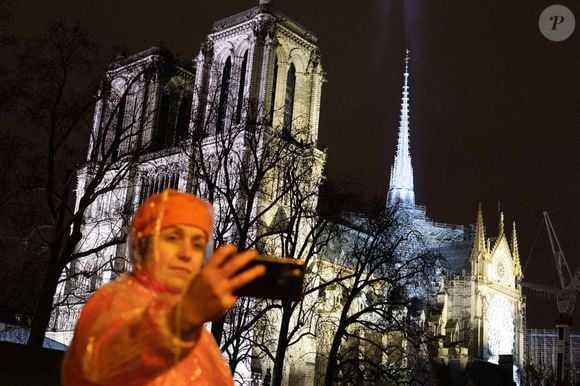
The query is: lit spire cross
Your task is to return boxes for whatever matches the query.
[387,49,415,208]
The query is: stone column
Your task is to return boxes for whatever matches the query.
[251,14,277,123]
[190,39,214,135]
[308,56,324,145]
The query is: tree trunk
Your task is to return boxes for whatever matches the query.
[27,264,61,347]
[211,317,225,346]
[228,340,240,374]
[322,322,343,386]
[323,300,353,386]
[272,303,292,386]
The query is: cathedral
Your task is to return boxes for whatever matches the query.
[387,50,526,379]
[47,1,526,384]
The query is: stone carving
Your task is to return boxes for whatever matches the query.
[252,15,277,41]
[307,48,321,71]
[201,39,214,58]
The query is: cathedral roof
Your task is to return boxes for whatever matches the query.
[108,46,194,73]
[211,2,318,44]
[438,240,473,275]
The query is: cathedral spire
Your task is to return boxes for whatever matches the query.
[476,203,486,250]
[512,221,523,279]
[471,203,487,260]
[387,49,415,208]
[511,220,520,260]
[498,211,505,237]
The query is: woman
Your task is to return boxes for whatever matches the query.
[62,189,265,385]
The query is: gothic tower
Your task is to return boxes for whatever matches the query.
[191,0,325,144]
[188,0,327,222]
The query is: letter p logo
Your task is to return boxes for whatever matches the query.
[550,15,566,30]
[539,5,576,41]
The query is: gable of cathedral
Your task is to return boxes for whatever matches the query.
[423,208,525,378]
[487,234,516,287]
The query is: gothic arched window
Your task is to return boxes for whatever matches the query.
[283,63,296,135]
[175,94,192,143]
[153,92,170,150]
[235,51,248,124]
[268,57,278,125]
[111,94,127,161]
[217,57,232,133]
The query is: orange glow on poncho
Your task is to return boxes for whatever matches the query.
[62,190,233,385]
[61,275,234,385]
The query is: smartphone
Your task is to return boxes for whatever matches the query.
[235,255,306,302]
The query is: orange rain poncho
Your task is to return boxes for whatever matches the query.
[61,190,234,385]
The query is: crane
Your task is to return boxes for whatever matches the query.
[522,211,577,385]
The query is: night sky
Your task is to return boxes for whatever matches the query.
[9,1,580,328]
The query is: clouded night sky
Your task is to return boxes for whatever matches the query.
[8,0,580,327]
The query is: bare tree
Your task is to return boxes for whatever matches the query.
[318,206,440,386]
[0,21,163,346]
[181,68,337,382]
[255,185,343,386]
[46,46,195,343]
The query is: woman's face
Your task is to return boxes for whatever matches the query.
[143,225,207,294]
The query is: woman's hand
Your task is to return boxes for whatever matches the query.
[177,245,266,331]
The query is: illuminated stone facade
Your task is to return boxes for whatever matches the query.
[425,210,525,376]
[49,3,327,385]
[49,0,325,336]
